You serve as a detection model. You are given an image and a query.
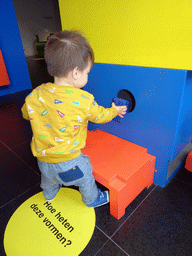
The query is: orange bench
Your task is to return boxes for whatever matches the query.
[185,151,192,172]
[82,129,156,219]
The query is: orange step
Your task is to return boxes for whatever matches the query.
[185,151,192,172]
[82,129,156,219]
[0,50,10,86]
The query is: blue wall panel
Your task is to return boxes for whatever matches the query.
[171,71,192,160]
[85,63,188,187]
[0,0,32,97]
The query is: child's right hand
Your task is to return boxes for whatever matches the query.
[111,102,127,118]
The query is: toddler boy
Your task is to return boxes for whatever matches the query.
[21,30,127,207]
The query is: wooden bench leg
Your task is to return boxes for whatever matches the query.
[109,179,127,219]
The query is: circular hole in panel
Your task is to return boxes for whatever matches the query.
[117,89,136,112]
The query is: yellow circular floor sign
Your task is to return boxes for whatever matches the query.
[4,188,95,256]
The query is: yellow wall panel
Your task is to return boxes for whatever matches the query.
[58,0,192,70]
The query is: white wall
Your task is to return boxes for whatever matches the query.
[13,0,61,56]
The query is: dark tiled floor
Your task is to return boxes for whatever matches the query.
[1,57,192,255]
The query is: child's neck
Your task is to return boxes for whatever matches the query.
[54,77,75,87]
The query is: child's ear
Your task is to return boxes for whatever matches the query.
[72,67,80,80]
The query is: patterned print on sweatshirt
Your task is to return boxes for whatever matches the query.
[21,82,117,163]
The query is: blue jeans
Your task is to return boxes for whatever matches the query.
[37,154,98,206]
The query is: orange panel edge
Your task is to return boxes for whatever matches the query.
[185,151,192,172]
[0,50,10,86]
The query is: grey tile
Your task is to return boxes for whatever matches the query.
[174,166,192,186]
[79,227,109,256]
[0,142,40,207]
[0,118,32,148]
[95,240,129,256]
[0,102,23,124]
[11,140,40,175]
[112,179,192,256]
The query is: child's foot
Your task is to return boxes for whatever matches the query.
[87,189,109,208]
